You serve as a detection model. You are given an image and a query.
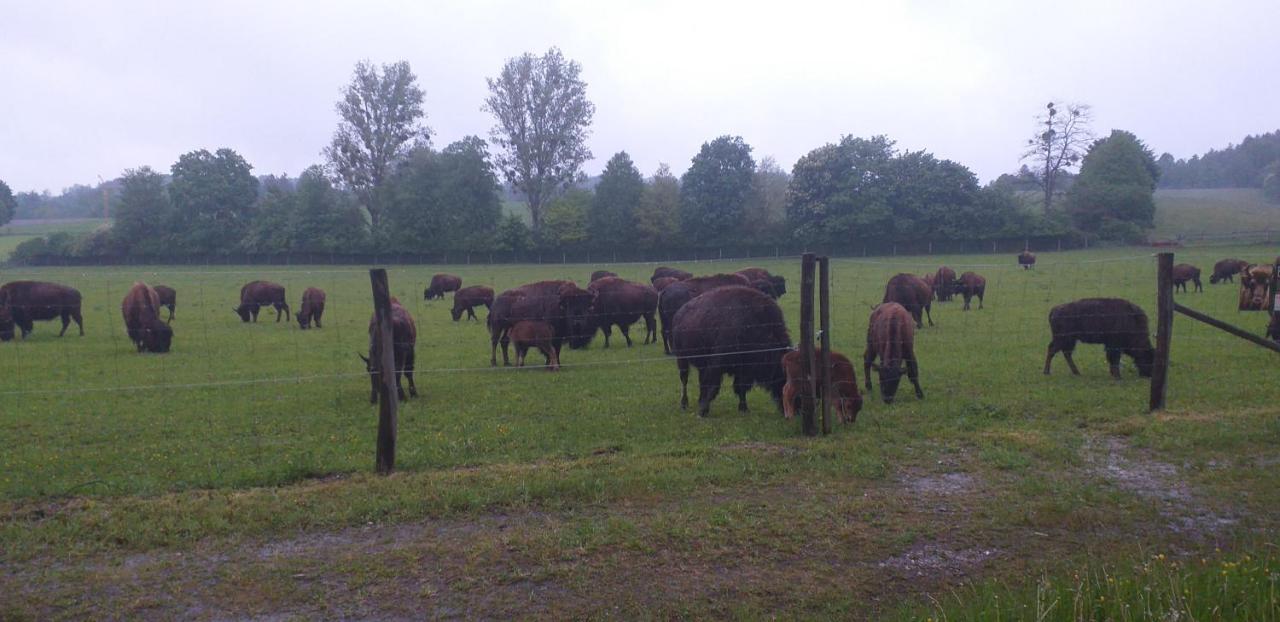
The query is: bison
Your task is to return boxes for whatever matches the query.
[658,273,752,354]
[781,348,863,423]
[651,266,692,284]
[933,266,957,301]
[154,285,177,324]
[652,276,680,292]
[451,285,495,321]
[488,280,595,366]
[1209,258,1249,284]
[586,277,659,347]
[1018,250,1036,270]
[1172,264,1202,293]
[922,273,937,299]
[297,287,326,329]
[672,285,791,417]
[1044,298,1153,379]
[863,303,924,404]
[424,274,462,300]
[958,272,986,310]
[735,267,787,299]
[510,321,560,370]
[0,281,84,341]
[121,282,173,353]
[360,298,418,403]
[234,281,289,323]
[1238,264,1275,311]
[882,273,933,329]
[590,270,618,282]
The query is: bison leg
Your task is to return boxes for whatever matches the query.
[1105,347,1123,380]
[620,324,633,347]
[696,368,723,418]
[167,305,175,324]
[58,313,71,336]
[405,349,418,398]
[315,310,323,329]
[467,306,477,321]
[678,358,690,410]
[545,344,560,371]
[733,375,753,412]
[501,332,513,366]
[863,349,875,393]
[978,291,984,309]
[962,294,971,311]
[515,344,527,367]
[489,329,502,367]
[601,324,612,348]
[1062,349,1080,375]
[1043,343,1058,375]
[782,380,798,419]
[924,302,933,326]
[907,358,923,399]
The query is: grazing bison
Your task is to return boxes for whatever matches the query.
[672,285,791,417]
[651,266,692,284]
[154,285,177,323]
[1239,264,1275,311]
[1018,250,1036,269]
[488,280,595,366]
[234,281,289,322]
[1044,298,1153,379]
[652,276,680,292]
[586,277,659,347]
[451,285,495,322]
[933,266,957,301]
[510,321,560,370]
[735,268,787,299]
[121,282,173,353]
[658,273,752,354]
[958,272,986,310]
[424,274,462,300]
[1172,264,1203,293]
[297,287,326,329]
[882,273,933,329]
[0,281,84,341]
[590,270,617,282]
[781,348,863,423]
[863,303,924,404]
[1210,258,1249,284]
[360,298,418,403]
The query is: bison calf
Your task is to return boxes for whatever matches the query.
[863,303,924,404]
[297,287,326,329]
[451,286,495,321]
[1172,264,1202,293]
[1018,251,1036,269]
[958,272,986,310]
[511,321,560,370]
[782,348,863,423]
[1044,298,1153,379]
[122,282,173,353]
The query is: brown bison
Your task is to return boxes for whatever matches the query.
[1210,258,1249,284]
[590,270,617,282]
[360,298,418,403]
[424,273,463,300]
[586,277,659,347]
[0,281,84,341]
[658,273,752,353]
[1018,250,1036,269]
[1239,264,1275,311]
[297,287,326,329]
[121,282,173,353]
[488,280,595,366]
[781,348,863,423]
[933,266,957,301]
[651,266,692,284]
[652,276,680,292]
[234,281,289,322]
[1044,298,1153,379]
[882,273,933,329]
[673,285,791,417]
[451,285,495,321]
[958,272,986,310]
[863,303,924,404]
[154,285,176,323]
[511,321,560,370]
[735,267,787,298]
[1172,264,1202,293]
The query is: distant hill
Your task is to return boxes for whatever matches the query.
[1158,130,1280,189]
[1151,188,1278,239]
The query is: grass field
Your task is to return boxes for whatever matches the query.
[0,218,110,262]
[2,246,1279,618]
[1153,188,1279,239]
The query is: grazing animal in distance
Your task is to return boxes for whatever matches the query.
[735,267,787,299]
[1238,264,1275,311]
[510,321,560,370]
[672,285,791,417]
[863,303,924,404]
[958,272,986,310]
[1018,250,1036,269]
[154,285,177,323]
[1172,264,1203,293]
[1209,258,1249,284]
[586,277,659,347]
[360,298,418,403]
[1044,298,1153,379]
[424,274,463,300]
[882,273,933,328]
[297,287,326,329]
[781,348,863,423]
[651,266,692,284]
[451,286,495,321]
[0,280,84,341]
[933,266,957,301]
[487,280,595,366]
[658,273,752,354]
[590,270,617,282]
[234,281,289,322]
[121,282,173,353]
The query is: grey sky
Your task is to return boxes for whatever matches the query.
[2,0,1277,193]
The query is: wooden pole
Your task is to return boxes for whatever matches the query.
[369,269,398,474]
[1149,253,1174,412]
[799,253,817,436]
[818,256,833,435]
[1173,303,1280,354]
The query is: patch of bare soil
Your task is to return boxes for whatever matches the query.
[879,544,1001,578]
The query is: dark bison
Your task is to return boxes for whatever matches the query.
[590,270,617,282]
[1238,264,1275,311]
[658,273,752,353]
[451,285,495,321]
[1018,250,1036,269]
[424,274,462,300]
[488,280,595,366]
[586,277,659,347]
[121,282,173,353]
[958,272,986,310]
[863,303,924,404]
[651,266,692,284]
[360,298,418,403]
[0,281,84,341]
[1172,264,1202,293]
[933,266,957,302]
[1044,298,1153,379]
[883,273,933,329]
[735,267,787,299]
[781,348,863,423]
[297,287,326,329]
[672,285,791,417]
[1210,258,1249,284]
[235,281,289,322]
[154,285,176,324]
[652,276,680,292]
[511,321,560,370]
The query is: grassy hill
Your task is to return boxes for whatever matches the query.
[1152,187,1278,239]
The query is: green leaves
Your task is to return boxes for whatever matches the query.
[1066,130,1159,236]
[680,136,755,245]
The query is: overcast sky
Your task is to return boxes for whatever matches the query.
[2,0,1277,193]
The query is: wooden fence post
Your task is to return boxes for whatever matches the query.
[369,269,399,474]
[818,256,832,435]
[1150,253,1174,412]
[799,253,818,436]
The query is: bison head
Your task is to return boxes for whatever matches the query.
[833,381,864,423]
[297,313,311,329]
[873,361,906,404]
[1132,347,1154,378]
[144,323,173,353]
[560,284,596,349]
[233,305,252,322]
[449,305,463,322]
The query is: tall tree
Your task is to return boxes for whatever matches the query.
[169,148,258,253]
[743,156,790,242]
[787,135,897,243]
[1066,130,1160,237]
[112,167,172,253]
[484,47,595,235]
[680,136,755,245]
[589,151,644,243]
[324,60,430,230]
[1022,102,1092,212]
[382,137,502,252]
[0,179,15,227]
[634,164,680,248]
[540,188,591,248]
